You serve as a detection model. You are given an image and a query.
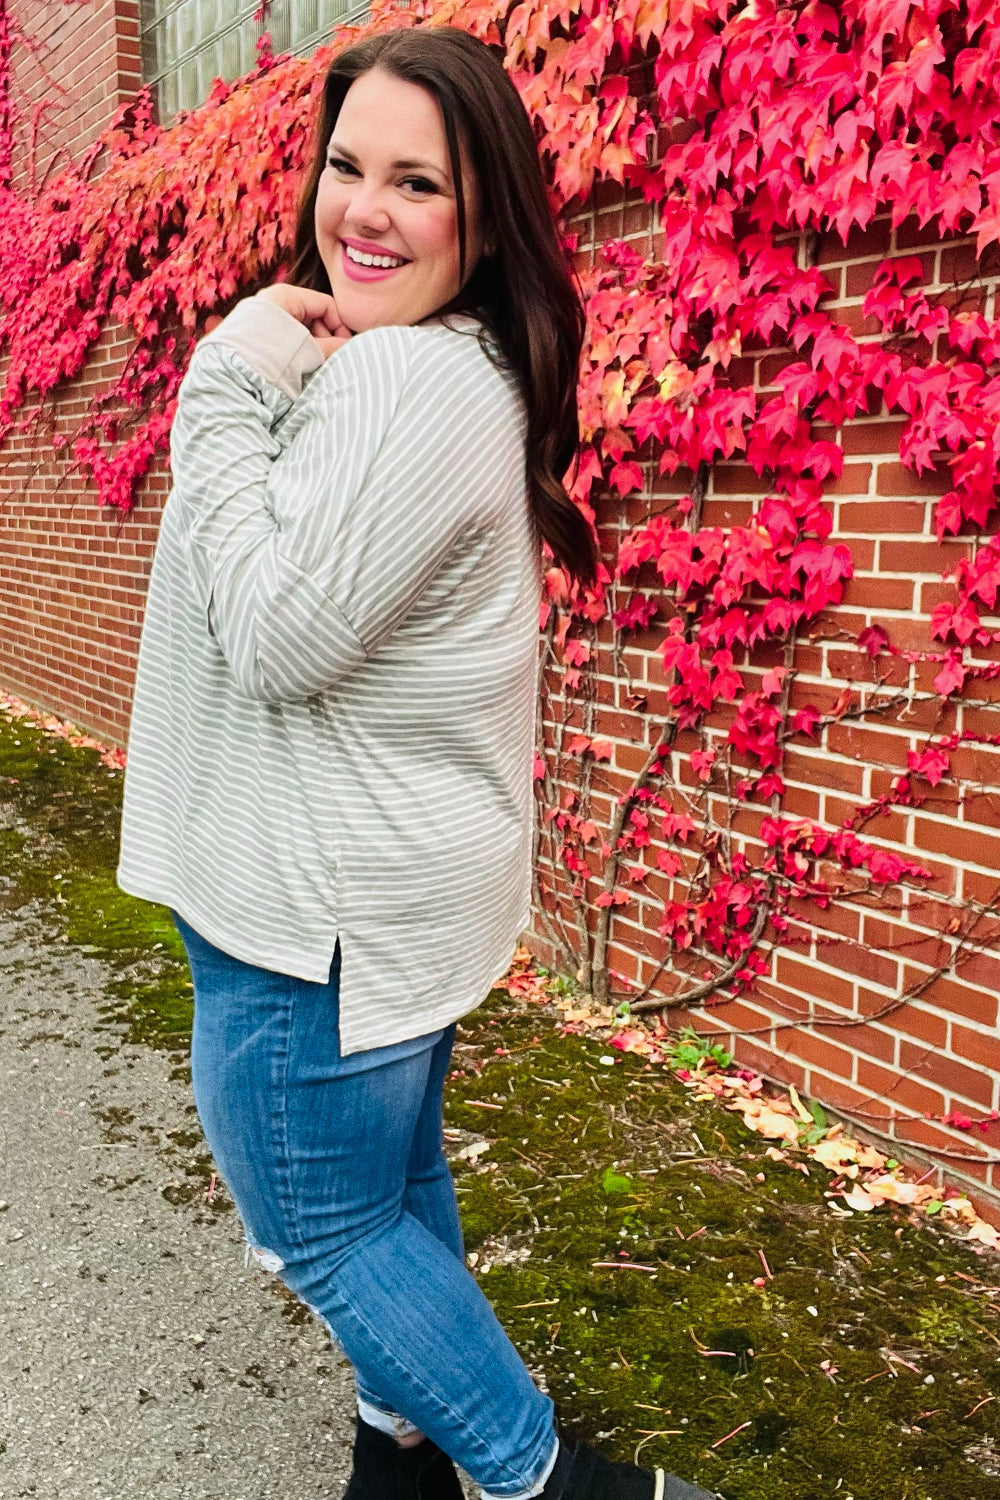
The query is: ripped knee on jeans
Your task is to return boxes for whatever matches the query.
[243,1239,285,1274]
[241,1238,344,1355]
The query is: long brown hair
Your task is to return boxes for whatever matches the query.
[285,26,597,590]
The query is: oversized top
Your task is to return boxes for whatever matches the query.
[116,296,541,1054]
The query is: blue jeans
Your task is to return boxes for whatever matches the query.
[170,911,557,1497]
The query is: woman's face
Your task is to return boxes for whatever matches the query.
[315,69,485,332]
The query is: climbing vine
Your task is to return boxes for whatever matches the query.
[3,0,1000,1154]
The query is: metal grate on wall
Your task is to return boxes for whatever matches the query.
[140,0,371,122]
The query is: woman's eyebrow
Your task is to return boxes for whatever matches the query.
[327,141,444,174]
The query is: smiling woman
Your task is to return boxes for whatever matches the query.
[314,70,486,329]
[116,23,716,1500]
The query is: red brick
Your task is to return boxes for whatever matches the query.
[780,784,822,820]
[888,1003,948,1048]
[949,1023,1000,1075]
[787,641,827,674]
[783,748,866,795]
[826,1020,897,1064]
[712,465,773,495]
[727,1038,778,1080]
[611,739,651,776]
[756,351,800,389]
[904,892,964,935]
[896,1116,989,1160]
[696,998,774,1036]
[816,220,892,264]
[605,945,641,983]
[747,1043,810,1094]
[823,463,873,496]
[788,898,865,944]
[861,919,950,971]
[953,949,1000,994]
[856,1060,945,1118]
[946,742,1000,783]
[826,722,911,768]
[903,970,997,1027]
[836,500,927,534]
[837,420,907,456]
[975,1192,1000,1230]
[913,816,1000,871]
[938,243,980,283]
[844,260,887,299]
[840,576,916,610]
[701,499,755,527]
[961,867,1000,907]
[807,1077,874,1122]
[836,303,886,338]
[821,939,901,991]
[875,464,955,500]
[944,1156,992,1186]
[892,216,955,254]
[754,982,837,1027]
[780,1028,855,1080]
[773,953,854,1009]
[880,540,967,578]
[817,268,844,301]
[815,643,890,687]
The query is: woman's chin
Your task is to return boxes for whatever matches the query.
[330,275,435,332]
[335,296,399,333]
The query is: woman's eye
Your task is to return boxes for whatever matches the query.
[323,159,437,194]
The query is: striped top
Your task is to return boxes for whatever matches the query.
[116,296,541,1054]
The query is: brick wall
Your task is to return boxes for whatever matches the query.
[1,0,151,740]
[525,188,1000,1218]
[9,1,141,194]
[1,11,998,1218]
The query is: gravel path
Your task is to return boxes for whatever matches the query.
[0,905,357,1500]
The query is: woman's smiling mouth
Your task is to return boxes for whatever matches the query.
[339,238,411,280]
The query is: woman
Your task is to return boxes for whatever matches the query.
[117,26,715,1500]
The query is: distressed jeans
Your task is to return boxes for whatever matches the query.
[170,911,557,1497]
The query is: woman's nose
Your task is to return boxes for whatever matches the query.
[343,181,392,236]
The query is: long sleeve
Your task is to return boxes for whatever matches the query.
[119,295,540,1052]
[167,299,509,705]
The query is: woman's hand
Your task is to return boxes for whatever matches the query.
[256,283,353,359]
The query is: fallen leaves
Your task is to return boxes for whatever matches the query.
[452,1139,491,1162]
[736,1098,801,1144]
[497,950,1000,1257]
[1,691,126,770]
[492,946,552,1006]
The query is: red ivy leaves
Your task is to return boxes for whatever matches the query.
[527,0,1000,993]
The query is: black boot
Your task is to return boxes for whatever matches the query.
[542,1439,719,1500]
[342,1415,465,1499]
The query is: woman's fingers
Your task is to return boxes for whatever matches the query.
[309,315,352,341]
[256,283,344,330]
[297,288,345,329]
[254,285,351,360]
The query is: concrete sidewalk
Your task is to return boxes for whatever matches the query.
[0,903,355,1500]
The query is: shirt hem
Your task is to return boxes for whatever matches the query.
[115,869,338,985]
[115,871,532,1054]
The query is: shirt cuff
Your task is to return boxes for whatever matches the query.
[200,296,325,400]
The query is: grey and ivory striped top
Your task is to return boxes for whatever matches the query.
[116,296,541,1054]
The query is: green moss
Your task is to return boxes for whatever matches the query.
[3,703,1000,1498]
[0,707,192,1048]
[445,1013,1000,1496]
